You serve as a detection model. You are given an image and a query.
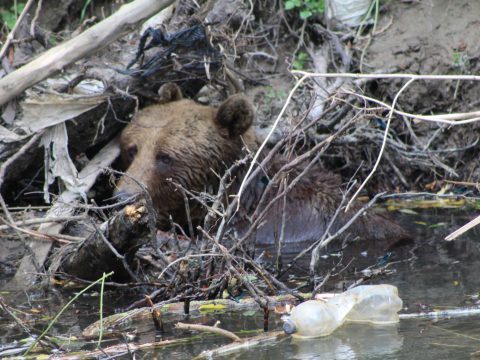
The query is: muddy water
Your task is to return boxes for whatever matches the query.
[2,207,480,358]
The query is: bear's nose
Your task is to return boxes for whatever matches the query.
[113,190,137,205]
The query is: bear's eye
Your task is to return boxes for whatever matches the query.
[156,152,173,166]
[126,144,137,162]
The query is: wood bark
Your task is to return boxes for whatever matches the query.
[57,203,154,280]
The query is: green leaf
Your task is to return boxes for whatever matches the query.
[293,60,304,70]
[284,0,301,10]
[0,2,26,30]
[297,52,308,61]
[299,9,312,19]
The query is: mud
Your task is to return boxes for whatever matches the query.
[365,0,480,114]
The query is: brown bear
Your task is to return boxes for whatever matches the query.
[115,83,408,247]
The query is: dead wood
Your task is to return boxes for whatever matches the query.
[53,202,154,280]
[83,292,309,337]
[0,0,175,106]
[0,215,86,231]
[4,138,120,289]
[44,339,186,360]
[195,331,286,359]
[176,322,243,342]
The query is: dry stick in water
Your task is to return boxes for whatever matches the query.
[157,253,224,280]
[199,228,268,309]
[445,214,480,241]
[309,193,385,287]
[175,322,243,343]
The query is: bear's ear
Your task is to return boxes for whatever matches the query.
[216,94,254,137]
[157,83,183,103]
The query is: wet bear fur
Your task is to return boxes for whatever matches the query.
[116,83,407,246]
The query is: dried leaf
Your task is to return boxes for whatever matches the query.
[0,125,25,143]
[40,123,82,203]
[1,101,16,125]
[19,93,107,133]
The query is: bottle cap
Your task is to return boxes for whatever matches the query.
[283,318,297,334]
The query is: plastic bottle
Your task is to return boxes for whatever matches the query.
[283,295,357,338]
[283,285,402,338]
[342,284,403,324]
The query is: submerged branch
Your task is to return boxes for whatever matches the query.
[176,322,243,343]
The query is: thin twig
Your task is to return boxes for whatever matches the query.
[157,253,224,280]
[0,215,87,231]
[0,132,44,189]
[30,0,43,38]
[346,78,415,211]
[0,214,81,243]
[342,89,480,125]
[236,74,308,209]
[0,0,36,60]
[175,322,243,343]
[445,214,480,241]
[292,70,480,82]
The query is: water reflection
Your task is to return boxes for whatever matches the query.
[290,324,403,360]
[3,208,480,359]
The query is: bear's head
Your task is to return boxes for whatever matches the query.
[115,83,257,230]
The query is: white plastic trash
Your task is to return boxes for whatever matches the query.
[325,0,372,27]
[283,284,403,338]
[343,284,403,324]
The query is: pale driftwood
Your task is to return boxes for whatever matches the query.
[399,307,480,319]
[445,214,480,241]
[4,138,120,290]
[0,0,175,106]
[176,322,243,343]
[195,331,286,359]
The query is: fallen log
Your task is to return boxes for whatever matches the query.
[53,202,155,281]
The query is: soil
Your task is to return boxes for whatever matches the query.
[365,0,480,115]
